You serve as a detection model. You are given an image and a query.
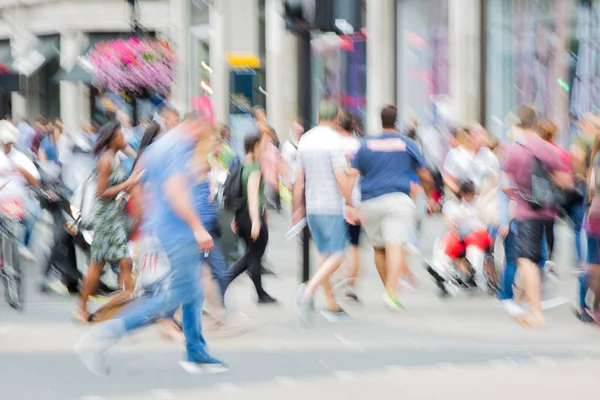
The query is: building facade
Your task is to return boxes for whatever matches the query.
[376,0,599,145]
[0,0,301,141]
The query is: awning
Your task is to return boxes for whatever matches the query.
[0,41,13,72]
[53,32,150,83]
[53,64,92,83]
[12,36,60,77]
[0,41,20,93]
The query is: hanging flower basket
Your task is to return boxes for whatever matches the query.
[86,37,177,95]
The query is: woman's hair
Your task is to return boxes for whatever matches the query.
[132,121,161,169]
[536,119,558,142]
[92,120,121,156]
[338,109,354,132]
[458,180,476,199]
[405,127,417,141]
[244,134,262,155]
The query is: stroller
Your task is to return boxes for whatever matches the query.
[425,181,503,297]
[426,231,504,297]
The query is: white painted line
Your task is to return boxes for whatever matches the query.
[333,370,355,381]
[215,383,241,394]
[334,333,364,351]
[260,343,282,353]
[385,365,410,375]
[487,359,512,369]
[505,357,520,366]
[81,396,105,400]
[532,356,557,367]
[273,376,297,387]
[437,362,457,370]
[150,389,173,399]
[318,359,330,370]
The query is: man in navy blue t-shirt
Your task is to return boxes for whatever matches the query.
[350,105,431,310]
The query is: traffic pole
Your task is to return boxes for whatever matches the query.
[298,29,312,283]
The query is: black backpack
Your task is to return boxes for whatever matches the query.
[221,159,246,212]
[518,144,556,210]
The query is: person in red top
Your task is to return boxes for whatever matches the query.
[503,107,573,328]
[537,120,572,171]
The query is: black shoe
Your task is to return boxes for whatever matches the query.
[575,307,595,323]
[258,294,278,304]
[261,266,275,275]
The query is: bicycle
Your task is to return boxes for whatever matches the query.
[0,198,25,310]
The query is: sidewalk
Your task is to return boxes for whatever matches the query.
[108,358,600,400]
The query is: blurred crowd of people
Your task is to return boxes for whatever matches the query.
[1,97,598,376]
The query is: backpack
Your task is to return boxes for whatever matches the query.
[518,144,556,210]
[221,159,246,212]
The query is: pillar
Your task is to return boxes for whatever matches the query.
[169,0,190,114]
[59,31,85,132]
[210,0,260,126]
[366,0,395,134]
[449,0,481,124]
[266,0,288,139]
[209,0,228,125]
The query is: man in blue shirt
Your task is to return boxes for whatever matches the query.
[76,113,228,376]
[350,105,431,310]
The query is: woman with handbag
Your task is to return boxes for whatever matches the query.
[226,134,276,304]
[75,121,137,322]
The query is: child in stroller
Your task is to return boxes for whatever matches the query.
[427,181,494,297]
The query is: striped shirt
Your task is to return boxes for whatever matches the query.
[297,126,347,215]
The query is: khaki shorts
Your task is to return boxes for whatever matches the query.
[359,193,416,248]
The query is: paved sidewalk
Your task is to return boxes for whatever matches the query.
[107,358,600,400]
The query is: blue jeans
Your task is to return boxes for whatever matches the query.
[566,198,586,265]
[22,196,41,247]
[499,221,547,301]
[206,226,228,304]
[113,241,209,360]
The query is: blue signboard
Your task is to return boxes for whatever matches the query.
[229,67,256,115]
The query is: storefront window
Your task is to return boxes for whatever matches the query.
[396,0,449,129]
[311,33,367,133]
[191,0,210,25]
[485,0,595,146]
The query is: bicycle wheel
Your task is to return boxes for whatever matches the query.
[2,233,23,310]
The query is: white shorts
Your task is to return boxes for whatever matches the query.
[359,193,416,248]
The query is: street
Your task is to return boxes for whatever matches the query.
[1,212,599,400]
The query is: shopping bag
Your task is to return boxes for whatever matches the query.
[134,234,171,291]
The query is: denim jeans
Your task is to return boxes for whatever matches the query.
[410,192,428,247]
[22,196,41,247]
[566,197,586,265]
[112,240,210,360]
[206,226,228,303]
[499,221,547,301]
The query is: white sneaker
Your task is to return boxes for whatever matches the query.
[382,292,404,311]
[293,283,311,325]
[499,299,526,317]
[18,246,35,262]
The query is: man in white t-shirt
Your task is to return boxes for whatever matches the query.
[0,121,41,257]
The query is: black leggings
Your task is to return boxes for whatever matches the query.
[227,210,269,297]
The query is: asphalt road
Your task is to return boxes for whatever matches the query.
[1,212,599,400]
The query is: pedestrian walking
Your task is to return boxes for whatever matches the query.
[349,105,431,310]
[76,113,228,376]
